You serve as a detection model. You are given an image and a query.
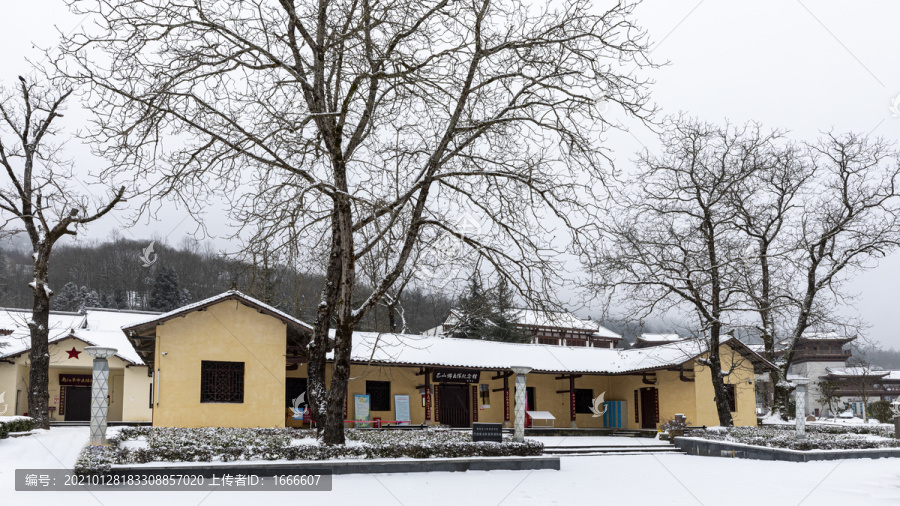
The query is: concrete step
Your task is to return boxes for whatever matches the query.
[49,421,151,427]
[544,445,683,455]
[547,450,686,457]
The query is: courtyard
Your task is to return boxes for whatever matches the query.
[1,427,898,506]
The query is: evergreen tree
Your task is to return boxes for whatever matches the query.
[0,249,8,301]
[113,289,128,309]
[485,278,527,343]
[149,267,184,312]
[447,274,491,339]
[78,286,100,312]
[54,282,81,311]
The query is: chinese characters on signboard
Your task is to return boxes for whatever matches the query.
[432,368,480,383]
[59,374,92,386]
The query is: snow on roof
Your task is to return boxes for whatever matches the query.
[121,290,313,331]
[83,308,161,333]
[0,307,152,365]
[443,308,621,339]
[746,344,766,354]
[333,332,706,374]
[800,331,854,341]
[0,308,86,358]
[636,333,682,343]
[824,366,890,378]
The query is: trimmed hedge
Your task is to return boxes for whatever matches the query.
[687,425,898,451]
[0,417,35,438]
[74,427,543,475]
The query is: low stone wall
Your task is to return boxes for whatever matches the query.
[110,456,561,477]
[674,436,900,462]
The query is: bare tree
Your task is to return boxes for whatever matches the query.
[58,0,656,443]
[0,77,124,429]
[587,117,773,426]
[732,132,900,414]
[816,379,842,420]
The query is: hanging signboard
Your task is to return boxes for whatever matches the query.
[59,374,92,387]
[394,395,411,425]
[354,394,371,427]
[432,368,480,383]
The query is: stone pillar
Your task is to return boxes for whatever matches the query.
[891,401,900,440]
[85,347,117,446]
[794,377,809,440]
[511,366,532,443]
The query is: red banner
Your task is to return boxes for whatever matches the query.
[504,388,510,422]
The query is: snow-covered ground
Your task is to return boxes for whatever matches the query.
[2,427,900,506]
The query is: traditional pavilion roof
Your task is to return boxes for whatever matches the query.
[823,366,890,379]
[442,308,622,340]
[634,333,687,348]
[799,331,856,342]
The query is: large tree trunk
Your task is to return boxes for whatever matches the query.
[307,214,343,432]
[27,269,52,430]
[323,325,353,445]
[322,190,357,445]
[772,368,793,419]
[706,327,734,427]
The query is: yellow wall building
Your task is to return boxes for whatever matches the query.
[0,309,154,422]
[121,291,773,430]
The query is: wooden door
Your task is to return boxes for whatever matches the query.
[65,386,91,422]
[639,387,659,429]
[437,384,470,427]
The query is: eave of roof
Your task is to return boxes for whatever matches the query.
[121,290,313,335]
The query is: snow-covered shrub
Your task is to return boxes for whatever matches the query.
[75,426,543,472]
[686,425,899,451]
[74,445,126,476]
[0,423,8,439]
[868,401,894,424]
[3,417,35,433]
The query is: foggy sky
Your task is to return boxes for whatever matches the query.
[1,1,899,347]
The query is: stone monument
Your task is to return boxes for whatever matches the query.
[510,366,532,443]
[793,377,809,440]
[84,347,117,446]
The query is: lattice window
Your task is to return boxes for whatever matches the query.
[567,338,587,347]
[200,361,245,403]
[366,380,391,411]
[537,337,559,345]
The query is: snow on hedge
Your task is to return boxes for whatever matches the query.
[74,427,544,475]
[686,425,898,451]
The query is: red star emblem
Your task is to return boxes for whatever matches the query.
[66,347,81,359]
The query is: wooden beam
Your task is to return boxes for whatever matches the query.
[555,374,582,380]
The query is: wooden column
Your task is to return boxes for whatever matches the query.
[555,374,582,428]
[492,371,513,427]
